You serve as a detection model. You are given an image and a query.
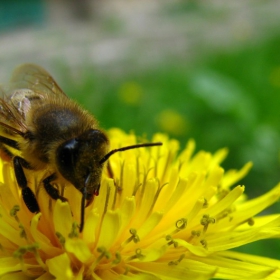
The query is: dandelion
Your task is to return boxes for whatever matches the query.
[156,109,188,136]
[0,128,280,279]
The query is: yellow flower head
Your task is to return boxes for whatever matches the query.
[1,129,280,279]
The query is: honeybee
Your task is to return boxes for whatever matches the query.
[0,64,162,231]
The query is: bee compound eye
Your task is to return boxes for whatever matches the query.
[56,138,79,176]
[81,129,109,149]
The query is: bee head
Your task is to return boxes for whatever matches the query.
[56,129,109,198]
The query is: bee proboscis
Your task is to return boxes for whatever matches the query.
[0,64,162,231]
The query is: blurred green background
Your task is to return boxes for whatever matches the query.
[0,0,280,260]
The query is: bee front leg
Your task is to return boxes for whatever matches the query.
[13,156,40,213]
[43,174,67,202]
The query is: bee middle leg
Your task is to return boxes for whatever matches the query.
[13,156,40,213]
[43,173,67,202]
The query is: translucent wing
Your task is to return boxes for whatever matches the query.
[8,64,67,97]
[0,64,68,136]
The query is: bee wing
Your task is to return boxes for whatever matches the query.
[0,87,26,136]
[9,64,68,97]
[0,64,68,136]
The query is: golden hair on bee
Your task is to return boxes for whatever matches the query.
[0,64,162,232]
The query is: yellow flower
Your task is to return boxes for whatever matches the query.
[156,109,188,136]
[1,128,280,279]
[118,82,143,105]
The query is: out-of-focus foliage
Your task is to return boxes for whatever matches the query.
[61,35,280,203]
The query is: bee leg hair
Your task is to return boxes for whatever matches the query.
[43,173,68,202]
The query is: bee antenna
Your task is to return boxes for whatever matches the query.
[99,142,162,165]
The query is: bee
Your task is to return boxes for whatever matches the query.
[0,64,162,231]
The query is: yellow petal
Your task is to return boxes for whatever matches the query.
[119,197,136,229]
[0,272,33,280]
[121,163,137,199]
[65,239,92,263]
[0,257,21,275]
[134,179,157,227]
[137,212,163,242]
[207,185,244,216]
[0,221,26,247]
[162,178,188,214]
[46,253,74,280]
[132,260,217,280]
[30,213,62,257]
[237,183,280,216]
[192,252,280,279]
[176,239,210,257]
[36,272,55,280]
[210,148,229,167]
[131,239,168,262]
[204,165,224,192]
[83,210,99,244]
[53,200,73,237]
[207,217,280,252]
[222,162,253,189]
[97,210,120,249]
